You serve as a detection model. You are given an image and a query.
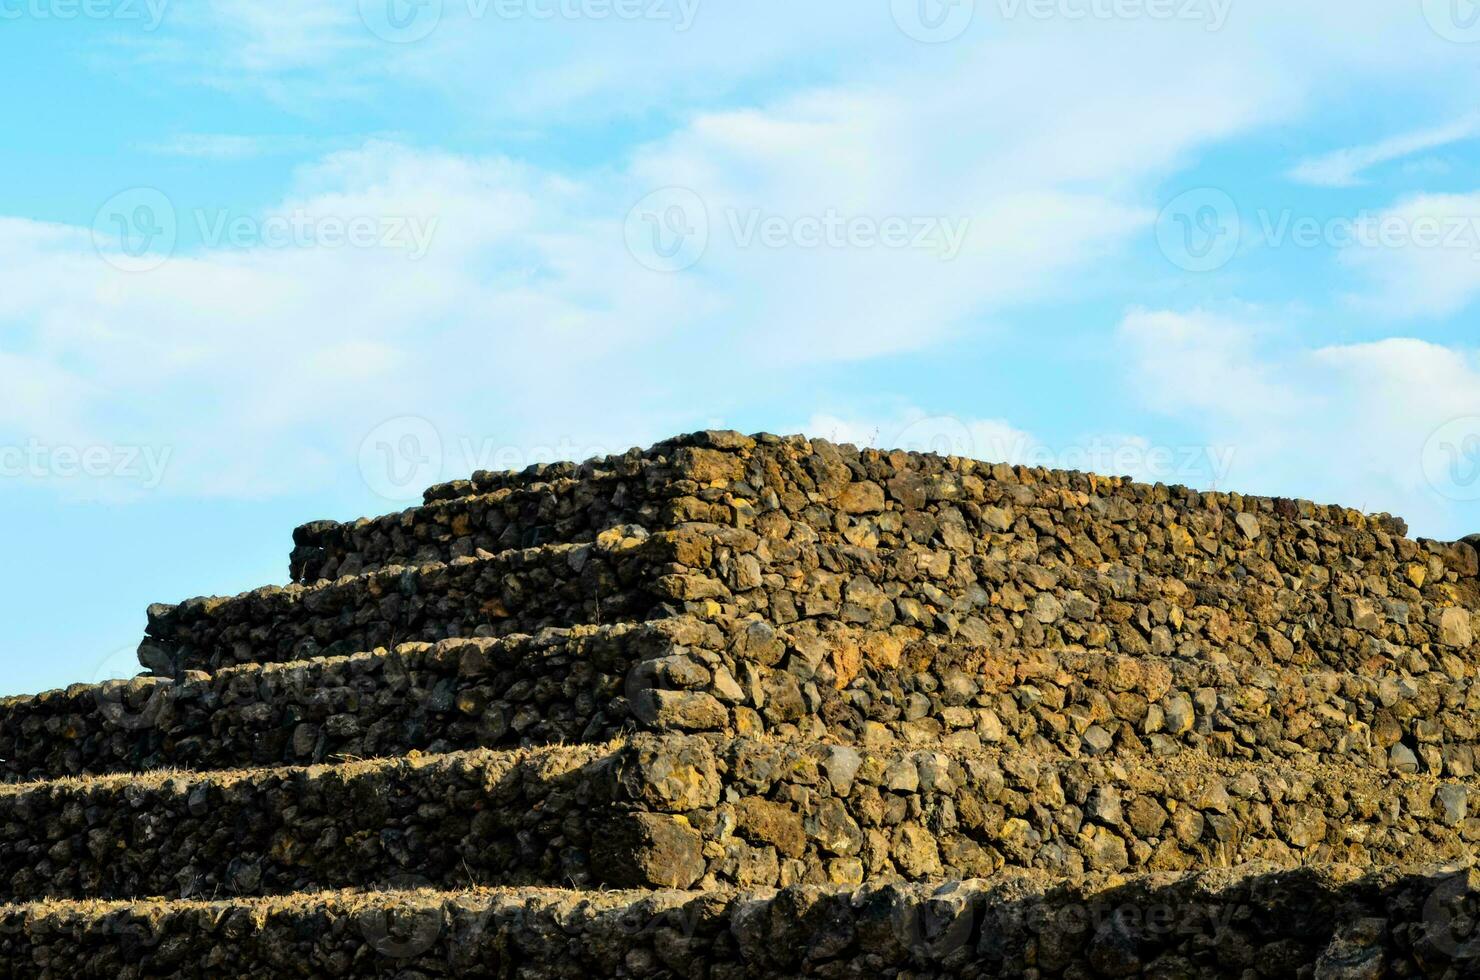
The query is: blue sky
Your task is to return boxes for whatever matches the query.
[2,0,1479,697]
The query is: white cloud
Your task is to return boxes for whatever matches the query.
[1117,310,1480,538]
[1118,308,1298,420]
[13,1,1480,514]
[1289,115,1480,188]
[1339,192,1480,318]
[143,0,1474,125]
[799,409,1239,488]
[0,351,94,442]
[9,20,1275,500]
[803,410,1038,463]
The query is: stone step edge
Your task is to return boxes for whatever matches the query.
[0,737,605,797]
[418,434,721,503]
[294,476,592,549]
[292,482,583,586]
[7,619,668,708]
[0,739,643,903]
[4,734,1479,902]
[0,618,715,783]
[421,429,1427,537]
[5,734,1472,854]
[290,476,665,584]
[4,730,1472,800]
[139,530,684,674]
[419,430,1445,550]
[7,626,1476,784]
[5,862,1479,976]
[0,859,1452,916]
[148,538,603,625]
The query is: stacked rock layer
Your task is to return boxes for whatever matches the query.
[3,431,1480,977]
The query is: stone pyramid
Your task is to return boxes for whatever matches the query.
[3,431,1480,977]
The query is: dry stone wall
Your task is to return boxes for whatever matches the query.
[4,732,1476,902]
[0,620,713,782]
[658,436,1479,672]
[282,433,1480,709]
[16,610,1480,789]
[141,532,673,675]
[163,432,1480,781]
[291,476,660,583]
[6,864,1480,978]
[651,618,1480,776]
[2,430,1478,976]
[480,433,1479,777]
[0,743,618,901]
[293,440,711,583]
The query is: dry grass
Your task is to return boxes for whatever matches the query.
[0,737,625,799]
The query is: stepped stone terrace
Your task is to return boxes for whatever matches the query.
[2,431,1479,977]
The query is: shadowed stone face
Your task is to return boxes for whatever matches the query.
[592,811,706,889]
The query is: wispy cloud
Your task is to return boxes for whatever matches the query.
[1289,115,1480,187]
[143,134,325,160]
